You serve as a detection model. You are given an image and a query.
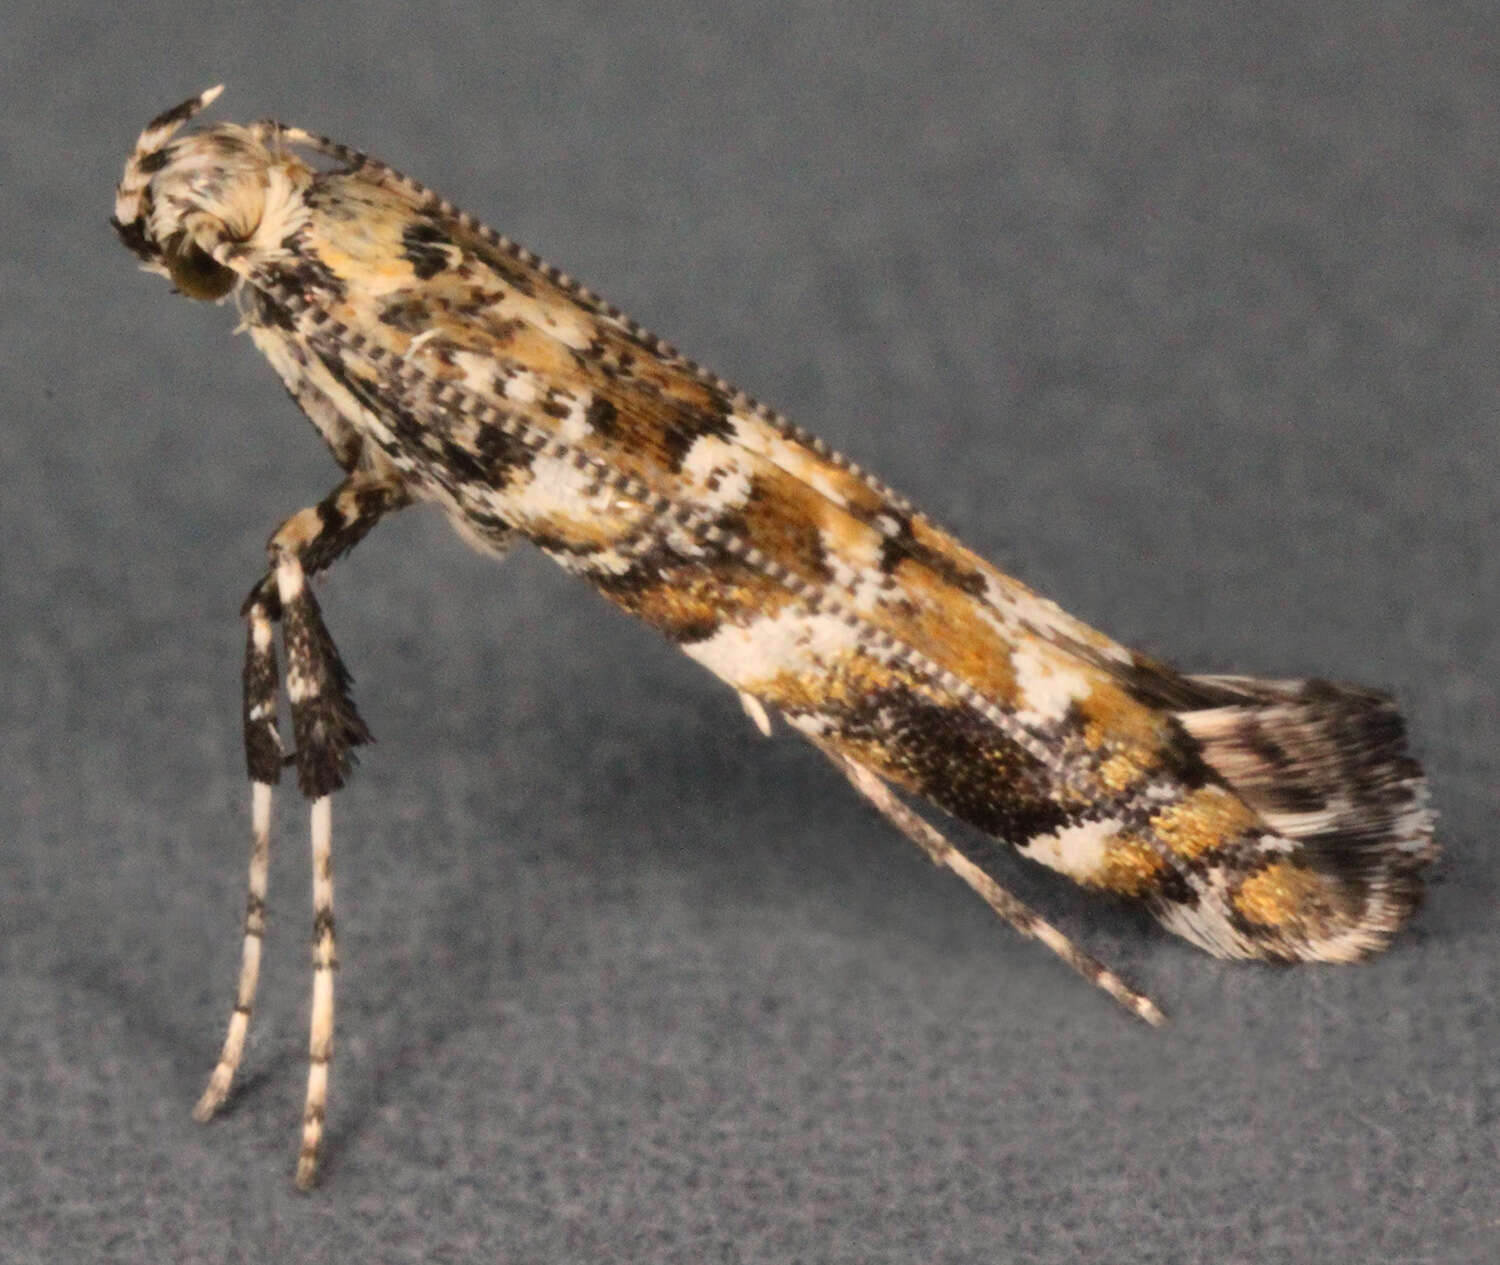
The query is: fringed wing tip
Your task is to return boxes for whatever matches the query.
[1169,674,1436,962]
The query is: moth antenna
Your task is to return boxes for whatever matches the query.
[115,85,225,227]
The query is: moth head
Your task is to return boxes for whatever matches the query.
[113,86,310,302]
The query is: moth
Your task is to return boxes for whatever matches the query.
[114,88,1436,1187]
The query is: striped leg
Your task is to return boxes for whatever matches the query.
[298,795,336,1189]
[194,600,283,1120]
[191,469,404,1182]
[819,744,1165,1026]
[277,549,369,1188]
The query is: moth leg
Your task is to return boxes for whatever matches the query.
[817,743,1165,1026]
[273,541,369,1190]
[295,789,335,1190]
[276,477,408,1189]
[193,602,281,1121]
[190,469,408,1187]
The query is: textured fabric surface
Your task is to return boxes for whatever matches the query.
[3,4,1496,1261]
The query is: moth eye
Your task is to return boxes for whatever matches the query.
[163,231,238,300]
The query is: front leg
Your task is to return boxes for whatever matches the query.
[192,468,410,1191]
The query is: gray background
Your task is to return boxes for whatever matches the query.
[3,3,1497,1261]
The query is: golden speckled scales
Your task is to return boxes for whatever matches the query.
[114,88,1435,1187]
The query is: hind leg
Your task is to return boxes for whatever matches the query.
[816,741,1164,1025]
